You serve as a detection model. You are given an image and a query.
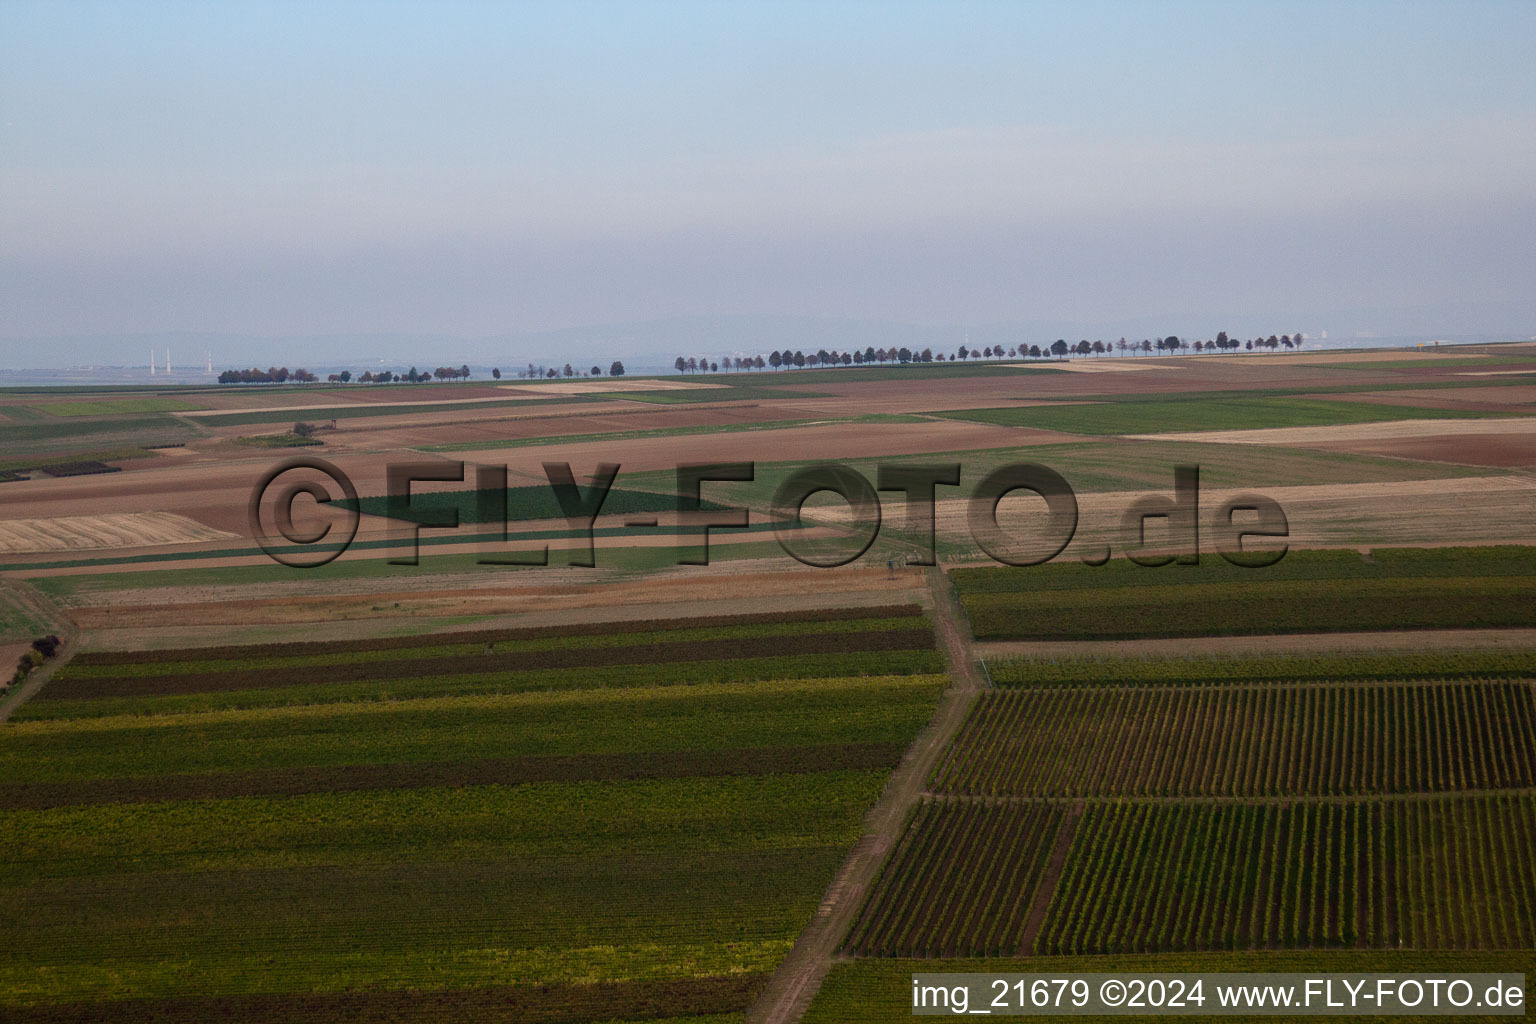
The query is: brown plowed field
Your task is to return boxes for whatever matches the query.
[1312,432,1536,467]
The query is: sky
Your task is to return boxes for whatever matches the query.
[2,0,1535,363]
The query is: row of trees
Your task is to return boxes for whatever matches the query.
[221,360,631,385]
[217,366,319,384]
[347,366,468,384]
[218,331,1303,387]
[673,333,1304,373]
[512,362,627,379]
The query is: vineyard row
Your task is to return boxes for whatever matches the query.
[847,796,1536,958]
[931,682,1536,797]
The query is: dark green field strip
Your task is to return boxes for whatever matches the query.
[1,772,890,882]
[2,848,835,968]
[931,396,1517,435]
[806,953,1536,1024]
[962,576,1535,642]
[2,676,942,782]
[843,799,1065,958]
[0,742,906,809]
[17,652,946,721]
[0,413,197,445]
[952,545,1536,596]
[987,650,1536,687]
[1036,796,1536,953]
[70,604,922,666]
[0,974,764,1024]
[40,628,934,700]
[932,683,1536,798]
[64,613,926,678]
[341,485,722,525]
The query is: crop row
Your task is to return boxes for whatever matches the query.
[2,675,943,783]
[932,682,1536,797]
[963,576,1536,641]
[70,603,923,666]
[1035,796,1536,954]
[17,650,947,721]
[63,614,928,679]
[986,650,1536,688]
[39,627,935,701]
[0,740,910,810]
[842,800,1065,957]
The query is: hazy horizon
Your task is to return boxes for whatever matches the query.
[3,1,1534,369]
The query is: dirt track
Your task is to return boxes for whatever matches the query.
[744,568,984,1024]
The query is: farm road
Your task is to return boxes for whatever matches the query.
[744,566,984,1024]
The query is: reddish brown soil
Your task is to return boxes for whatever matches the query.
[1312,433,1536,467]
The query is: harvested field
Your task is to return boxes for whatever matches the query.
[1125,414,1536,445]
[0,512,237,554]
[926,474,1536,557]
[999,360,1176,372]
[1203,350,1487,365]
[438,417,1065,474]
[66,569,923,641]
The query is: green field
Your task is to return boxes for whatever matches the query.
[0,606,947,1022]
[42,398,204,417]
[952,546,1536,641]
[0,413,200,457]
[933,395,1514,435]
[0,589,52,644]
